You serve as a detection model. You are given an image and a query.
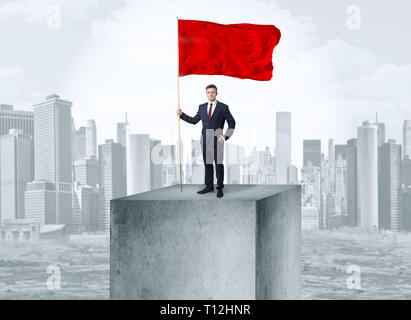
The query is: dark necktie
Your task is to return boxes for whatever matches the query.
[208,102,213,120]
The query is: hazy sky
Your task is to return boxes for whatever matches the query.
[1,0,410,169]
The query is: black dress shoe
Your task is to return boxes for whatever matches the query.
[197,186,214,194]
[217,189,224,198]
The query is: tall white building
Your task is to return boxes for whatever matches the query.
[0,129,33,221]
[403,120,411,160]
[117,113,128,193]
[357,121,378,229]
[0,104,34,219]
[346,138,359,227]
[73,156,99,233]
[328,138,335,194]
[225,143,245,184]
[99,139,126,232]
[72,183,99,233]
[275,112,291,184]
[25,181,57,224]
[378,140,402,231]
[150,138,163,190]
[127,134,150,195]
[25,94,73,228]
[162,144,179,187]
[86,119,97,157]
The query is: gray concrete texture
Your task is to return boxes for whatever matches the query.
[110,184,301,299]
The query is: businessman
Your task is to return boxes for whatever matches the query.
[177,84,236,198]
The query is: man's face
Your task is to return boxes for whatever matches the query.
[206,88,217,102]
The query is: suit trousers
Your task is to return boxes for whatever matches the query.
[202,141,224,190]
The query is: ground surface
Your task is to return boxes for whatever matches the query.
[1,228,410,299]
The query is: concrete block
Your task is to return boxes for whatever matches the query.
[110,184,301,299]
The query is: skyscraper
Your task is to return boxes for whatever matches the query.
[72,183,99,233]
[287,165,298,184]
[99,139,127,232]
[378,139,402,231]
[72,156,100,234]
[346,138,358,226]
[334,144,347,161]
[150,138,163,190]
[357,121,378,229]
[403,187,411,232]
[335,154,347,216]
[375,122,385,146]
[117,113,128,147]
[162,144,179,187]
[328,138,335,194]
[24,181,57,224]
[225,143,245,184]
[117,113,128,193]
[403,120,411,160]
[301,206,319,231]
[74,156,99,188]
[72,124,86,161]
[402,157,411,188]
[303,140,321,168]
[301,163,322,228]
[375,113,385,147]
[0,129,33,221]
[184,159,193,184]
[377,123,386,147]
[0,104,34,136]
[127,134,150,194]
[254,147,275,184]
[0,104,34,217]
[86,119,97,157]
[25,94,72,227]
[275,112,291,184]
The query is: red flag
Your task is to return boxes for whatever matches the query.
[178,19,281,81]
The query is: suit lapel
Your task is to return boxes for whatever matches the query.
[209,101,219,121]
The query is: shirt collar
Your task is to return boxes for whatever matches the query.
[208,99,217,107]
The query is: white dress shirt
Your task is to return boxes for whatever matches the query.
[208,99,217,118]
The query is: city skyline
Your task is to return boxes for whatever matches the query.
[3,93,411,234]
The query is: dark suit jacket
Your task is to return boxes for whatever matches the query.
[180,101,236,146]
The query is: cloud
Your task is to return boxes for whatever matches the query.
[345,64,411,105]
[0,65,23,79]
[0,65,24,97]
[41,0,411,169]
[0,0,99,22]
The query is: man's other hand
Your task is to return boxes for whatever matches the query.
[177,108,182,116]
[217,135,225,143]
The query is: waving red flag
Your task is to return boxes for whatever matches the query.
[178,19,281,81]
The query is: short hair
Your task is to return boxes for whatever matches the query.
[206,84,217,92]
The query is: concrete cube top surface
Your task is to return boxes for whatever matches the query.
[115,184,298,201]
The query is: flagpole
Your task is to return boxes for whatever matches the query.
[177,17,183,192]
